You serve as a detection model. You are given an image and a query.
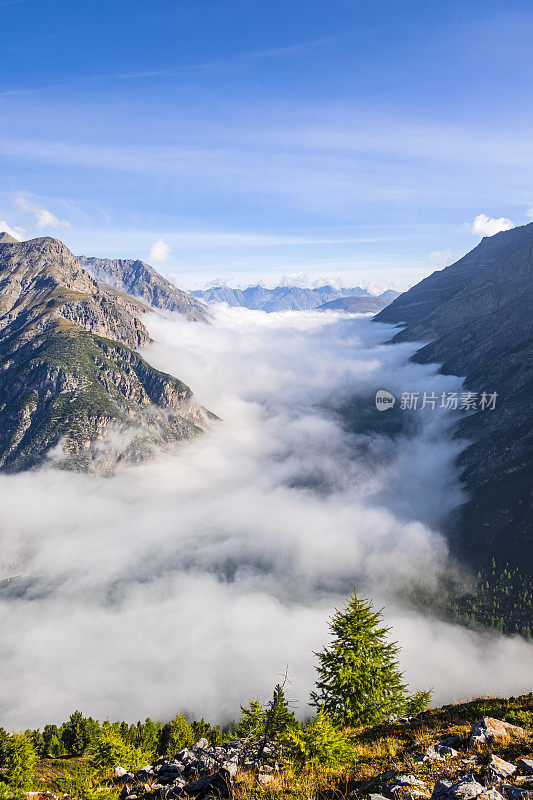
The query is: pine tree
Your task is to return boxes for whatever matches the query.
[235,699,267,739]
[310,592,413,725]
[61,710,92,756]
[157,714,194,757]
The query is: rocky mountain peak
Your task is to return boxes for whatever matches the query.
[0,231,19,244]
[0,236,213,472]
[78,255,210,321]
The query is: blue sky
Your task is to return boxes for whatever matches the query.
[1,0,532,290]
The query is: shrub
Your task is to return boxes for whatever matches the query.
[283,710,354,772]
[56,763,119,800]
[4,733,38,791]
[91,729,153,774]
[405,689,432,716]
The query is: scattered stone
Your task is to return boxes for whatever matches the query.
[517,761,533,776]
[478,790,505,800]
[257,774,273,785]
[115,767,129,778]
[487,755,517,780]
[369,794,390,800]
[500,786,533,800]
[393,776,427,788]
[423,745,459,762]
[431,774,485,800]
[221,761,238,778]
[470,718,524,745]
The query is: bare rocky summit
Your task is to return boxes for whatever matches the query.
[78,255,210,321]
[0,235,212,472]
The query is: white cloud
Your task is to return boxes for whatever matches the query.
[14,192,71,229]
[0,220,25,240]
[527,207,533,221]
[0,309,531,729]
[469,213,515,237]
[425,249,457,268]
[149,237,171,263]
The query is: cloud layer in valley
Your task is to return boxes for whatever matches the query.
[0,309,532,729]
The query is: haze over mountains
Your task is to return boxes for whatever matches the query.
[376,223,533,576]
[192,283,400,312]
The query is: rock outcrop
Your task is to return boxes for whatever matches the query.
[0,236,212,471]
[374,223,533,575]
[78,256,209,321]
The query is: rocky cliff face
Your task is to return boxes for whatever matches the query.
[78,256,210,321]
[0,236,212,472]
[375,223,533,574]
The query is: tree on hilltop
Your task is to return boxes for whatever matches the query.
[310,591,430,725]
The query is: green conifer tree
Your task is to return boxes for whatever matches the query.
[157,714,194,757]
[235,699,267,739]
[4,733,38,791]
[310,592,414,725]
[61,711,92,756]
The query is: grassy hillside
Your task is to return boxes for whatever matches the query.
[0,694,530,800]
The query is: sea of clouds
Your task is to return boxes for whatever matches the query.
[0,308,531,729]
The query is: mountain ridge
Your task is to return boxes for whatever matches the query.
[191,283,400,312]
[0,236,212,471]
[375,223,533,575]
[318,295,392,313]
[78,255,210,321]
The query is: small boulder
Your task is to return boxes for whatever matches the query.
[517,760,533,776]
[221,761,238,779]
[431,774,485,800]
[114,767,129,778]
[392,775,428,794]
[500,786,533,800]
[470,718,524,746]
[257,774,273,785]
[395,776,427,788]
[192,738,209,751]
[431,781,453,800]
[487,755,516,780]
[424,745,459,762]
[478,790,505,800]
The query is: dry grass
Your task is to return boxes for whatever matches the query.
[232,693,533,800]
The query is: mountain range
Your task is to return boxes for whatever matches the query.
[375,222,533,576]
[0,234,211,471]
[2,227,530,582]
[191,283,400,312]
